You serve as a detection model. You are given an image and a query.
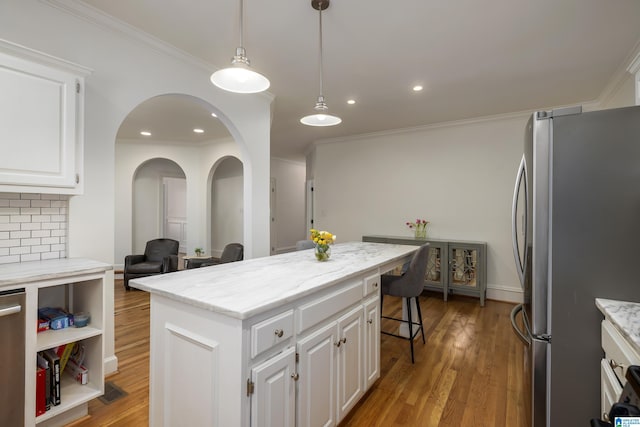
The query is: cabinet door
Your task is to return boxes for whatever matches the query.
[336,306,364,422]
[297,322,338,427]
[363,297,380,390]
[251,346,296,427]
[447,242,486,306]
[0,42,88,193]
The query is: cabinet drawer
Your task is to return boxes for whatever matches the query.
[601,358,623,421]
[363,274,380,296]
[602,320,640,381]
[297,281,362,334]
[251,310,294,359]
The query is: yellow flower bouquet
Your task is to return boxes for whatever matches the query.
[310,229,337,261]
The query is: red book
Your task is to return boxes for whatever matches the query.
[36,367,46,416]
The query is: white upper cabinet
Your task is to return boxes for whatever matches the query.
[0,39,91,194]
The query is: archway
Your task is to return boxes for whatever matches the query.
[207,156,244,257]
[114,93,252,266]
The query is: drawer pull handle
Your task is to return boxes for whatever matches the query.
[367,319,373,324]
[610,359,626,371]
[334,340,341,347]
[373,282,378,288]
[341,337,347,344]
[291,372,299,381]
[274,329,284,338]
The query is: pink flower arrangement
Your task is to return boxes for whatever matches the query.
[406,219,429,238]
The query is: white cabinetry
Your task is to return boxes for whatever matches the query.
[0,39,91,194]
[600,318,640,421]
[135,242,416,427]
[297,321,338,427]
[296,304,364,427]
[0,259,109,427]
[335,306,364,421]
[251,347,296,427]
[363,296,380,390]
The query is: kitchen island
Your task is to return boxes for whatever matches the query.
[596,298,640,418]
[130,242,416,427]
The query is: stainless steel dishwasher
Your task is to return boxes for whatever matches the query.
[0,288,25,426]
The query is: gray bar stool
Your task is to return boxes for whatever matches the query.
[380,243,430,363]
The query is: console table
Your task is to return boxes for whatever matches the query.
[362,235,487,306]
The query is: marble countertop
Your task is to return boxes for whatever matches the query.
[130,242,417,320]
[0,258,113,288]
[596,298,640,355]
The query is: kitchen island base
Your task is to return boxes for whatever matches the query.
[133,242,416,426]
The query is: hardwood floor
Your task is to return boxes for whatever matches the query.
[69,283,528,426]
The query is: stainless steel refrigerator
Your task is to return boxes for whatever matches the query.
[510,105,640,427]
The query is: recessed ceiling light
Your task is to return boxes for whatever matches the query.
[211,112,218,118]
[193,128,204,134]
[413,85,423,92]
[347,99,356,105]
[140,131,151,136]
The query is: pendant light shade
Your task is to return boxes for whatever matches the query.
[210,0,270,94]
[300,95,342,126]
[300,0,341,127]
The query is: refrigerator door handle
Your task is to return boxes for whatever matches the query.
[511,155,528,287]
[510,303,531,345]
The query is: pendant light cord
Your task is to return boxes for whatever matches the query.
[239,0,244,49]
[318,2,324,98]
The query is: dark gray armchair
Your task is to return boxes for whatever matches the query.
[186,243,244,269]
[124,238,179,290]
[380,243,430,363]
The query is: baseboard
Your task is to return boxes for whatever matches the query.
[104,354,119,375]
[486,284,524,304]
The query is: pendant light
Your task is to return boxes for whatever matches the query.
[210,0,270,94]
[300,0,342,126]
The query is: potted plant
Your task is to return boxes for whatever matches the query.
[194,248,204,256]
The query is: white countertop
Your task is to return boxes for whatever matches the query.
[0,258,112,288]
[130,241,418,320]
[596,298,640,355]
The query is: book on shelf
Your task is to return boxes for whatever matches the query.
[42,349,61,406]
[36,366,46,416]
[56,342,76,374]
[36,353,51,411]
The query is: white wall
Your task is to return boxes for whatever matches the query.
[601,73,637,109]
[3,0,272,374]
[311,113,529,303]
[211,157,243,256]
[132,159,185,255]
[271,158,307,253]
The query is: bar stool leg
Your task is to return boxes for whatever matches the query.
[415,296,425,344]
[406,297,415,364]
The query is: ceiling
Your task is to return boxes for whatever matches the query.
[86,0,640,161]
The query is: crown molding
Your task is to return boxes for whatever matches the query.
[40,0,275,101]
[0,38,92,75]
[597,36,640,107]
[41,0,216,72]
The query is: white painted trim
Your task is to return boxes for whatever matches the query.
[486,284,523,304]
[311,101,598,148]
[0,38,92,75]
[104,354,119,375]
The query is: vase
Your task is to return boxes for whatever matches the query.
[315,244,331,261]
[414,228,427,239]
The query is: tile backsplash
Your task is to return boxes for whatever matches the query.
[0,193,68,264]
